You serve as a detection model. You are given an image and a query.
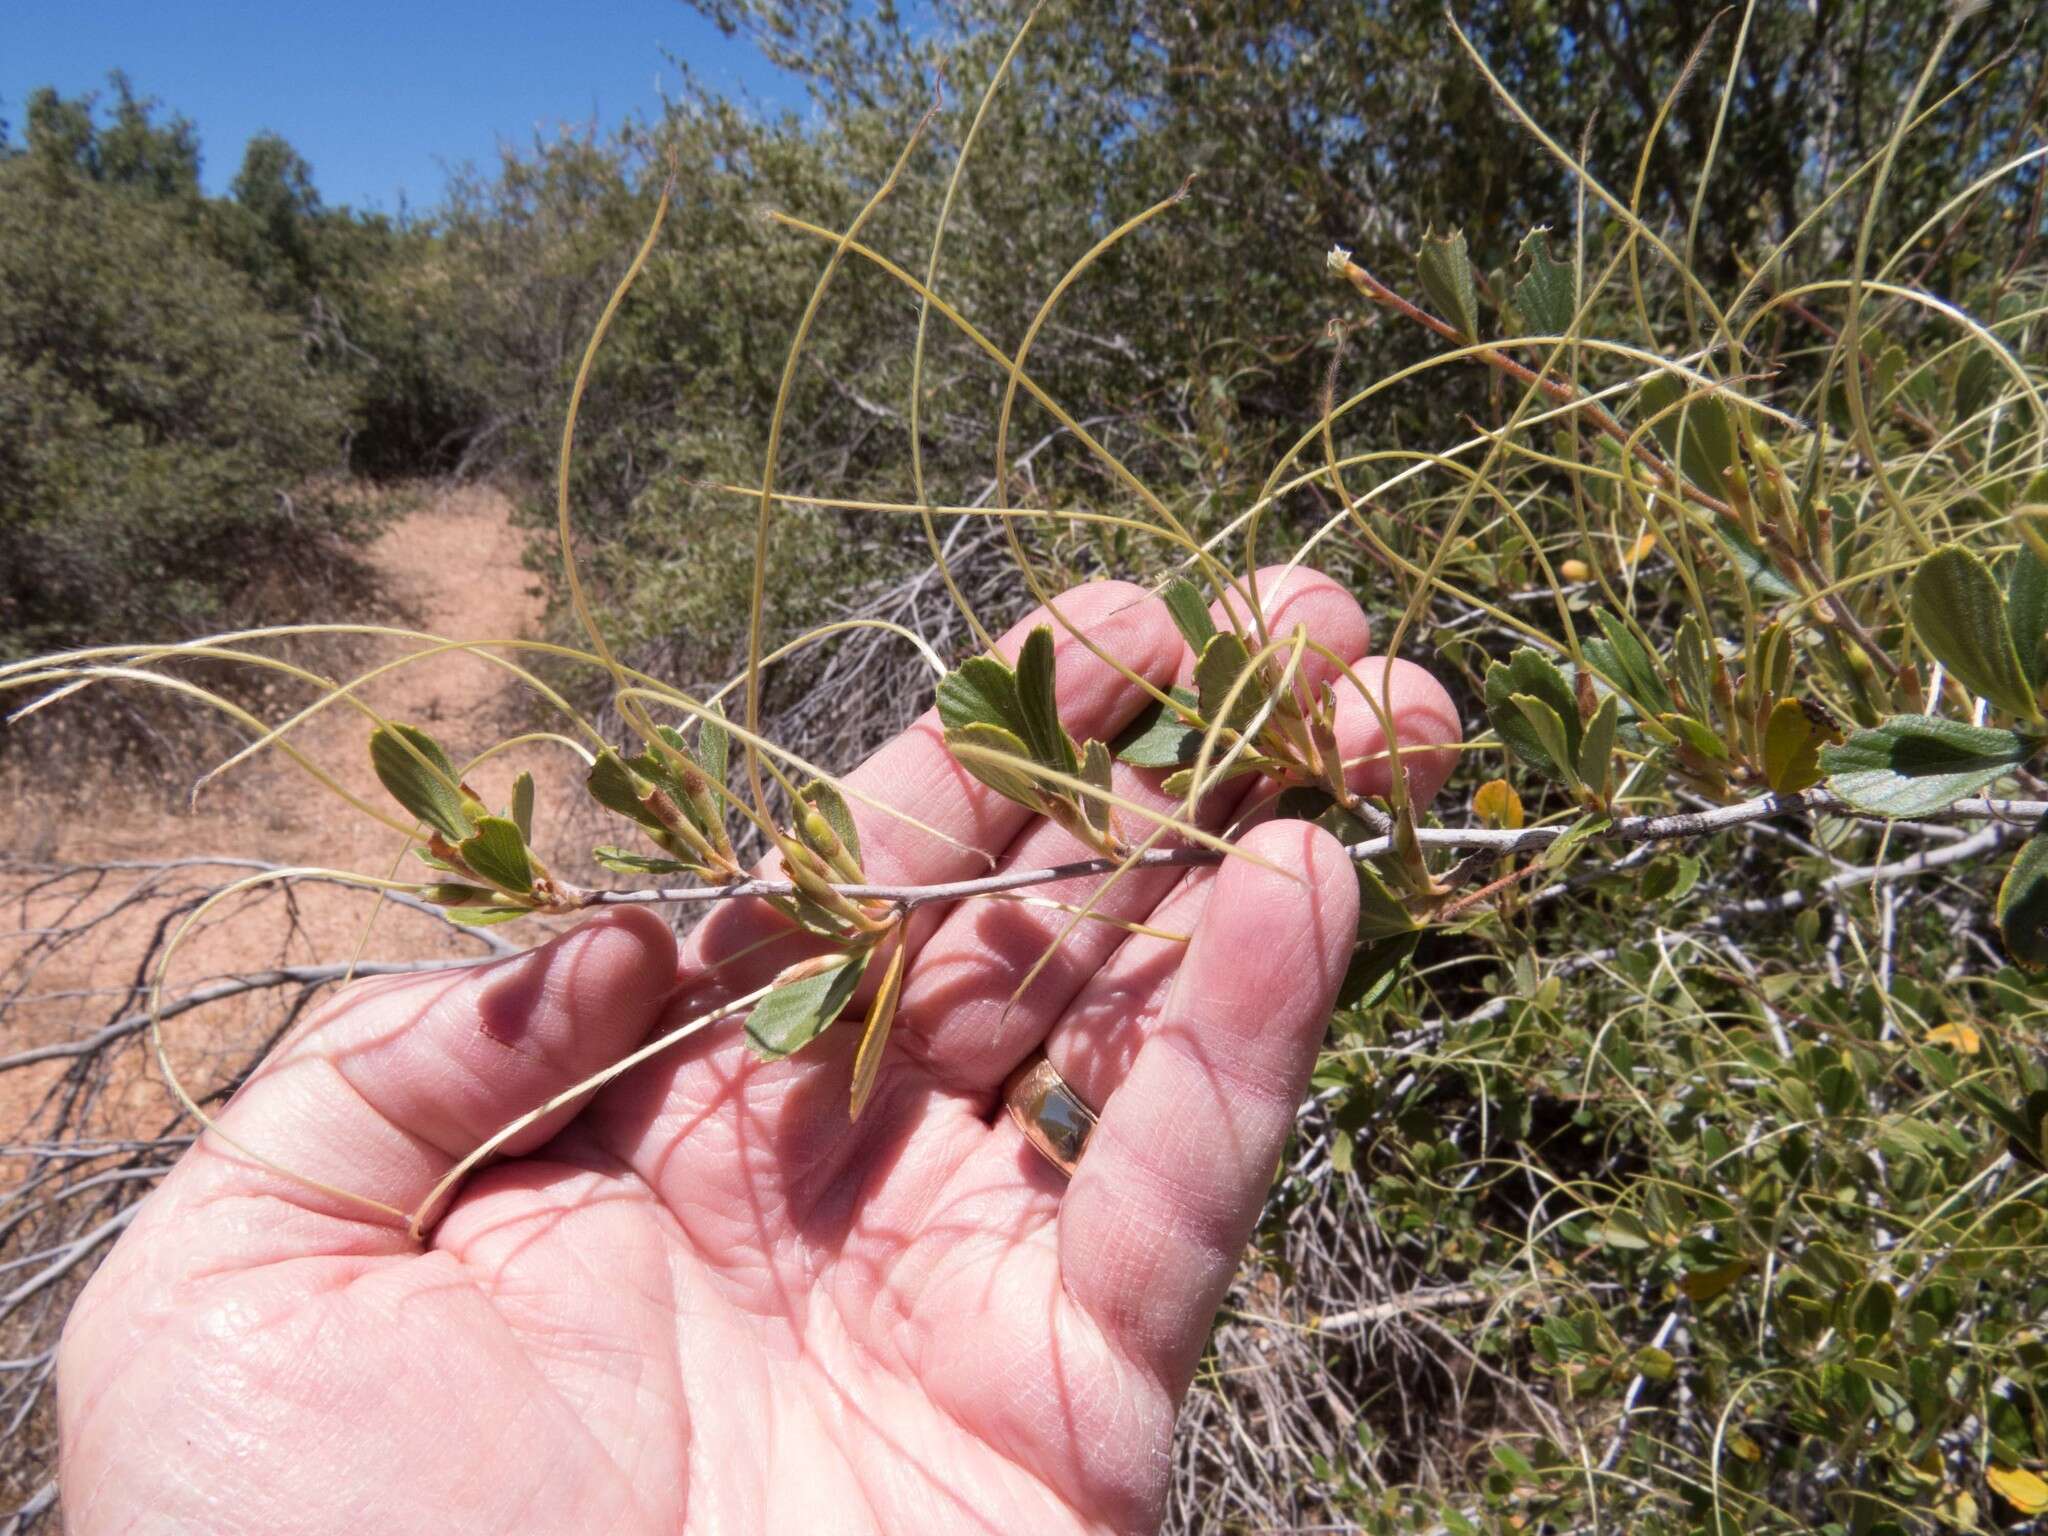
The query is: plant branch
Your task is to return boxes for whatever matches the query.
[568,790,2047,914]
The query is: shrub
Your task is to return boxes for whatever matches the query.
[0,123,370,662]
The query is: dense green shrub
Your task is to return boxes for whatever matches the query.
[0,147,365,659]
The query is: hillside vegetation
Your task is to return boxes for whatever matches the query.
[4,3,2048,1532]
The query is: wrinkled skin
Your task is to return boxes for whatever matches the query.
[58,571,1459,1535]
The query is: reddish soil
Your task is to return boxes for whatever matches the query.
[0,484,578,1141]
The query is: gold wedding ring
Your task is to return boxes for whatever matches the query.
[1003,1053,1097,1178]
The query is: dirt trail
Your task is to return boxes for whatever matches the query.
[1,484,567,1136]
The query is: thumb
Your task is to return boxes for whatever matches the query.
[152,907,676,1254]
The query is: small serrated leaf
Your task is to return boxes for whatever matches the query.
[370,724,473,843]
[2007,547,2048,688]
[1112,687,1202,769]
[1587,610,1672,716]
[591,847,691,876]
[696,701,730,788]
[1195,631,1268,735]
[1512,227,1573,336]
[1013,626,1079,775]
[1160,577,1217,653]
[1820,715,2032,816]
[745,952,871,1061]
[1512,693,1584,793]
[508,772,535,842]
[1712,523,1801,602]
[936,653,1027,737]
[588,748,660,828]
[1640,374,1737,497]
[458,815,534,896]
[1338,931,1419,1009]
[945,721,1048,810]
[1355,859,1418,940]
[1577,693,1618,795]
[1484,649,1581,779]
[1911,544,2040,718]
[1997,833,2048,971]
[1662,711,1731,761]
[1417,227,1480,342]
[447,906,537,927]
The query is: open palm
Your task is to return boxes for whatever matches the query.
[57,571,1458,1535]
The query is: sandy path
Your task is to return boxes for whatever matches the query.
[0,483,576,1140]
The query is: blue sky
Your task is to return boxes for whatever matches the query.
[2,1,804,214]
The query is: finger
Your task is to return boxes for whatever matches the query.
[895,566,1375,1092]
[675,579,1184,1006]
[1333,655,1464,804]
[152,907,677,1254]
[1043,652,1459,1124]
[1054,819,1357,1392]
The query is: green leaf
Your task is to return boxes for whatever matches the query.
[1585,610,1672,716]
[1577,693,1618,794]
[591,847,690,876]
[1997,833,2048,971]
[458,815,534,896]
[420,882,500,908]
[1954,346,1997,420]
[508,771,535,842]
[1632,1346,1677,1382]
[2007,547,2048,688]
[745,952,871,1061]
[1078,738,1113,838]
[1195,631,1268,735]
[944,721,1047,809]
[1416,227,1480,342]
[1820,715,2033,816]
[1112,687,1202,769]
[1161,759,1263,800]
[1355,859,1418,941]
[1484,648,1581,779]
[1762,699,1834,793]
[1661,711,1731,761]
[1013,625,1079,775]
[1639,853,1702,902]
[1512,227,1573,336]
[370,724,473,843]
[1672,614,1714,718]
[696,701,730,789]
[447,906,536,927]
[587,749,660,829]
[1512,692,1584,792]
[1640,373,1737,497]
[936,653,1027,737]
[1712,524,1800,602]
[1600,1210,1652,1251]
[1160,577,1217,653]
[1910,545,2040,718]
[1338,931,1419,1009]
[799,780,862,871]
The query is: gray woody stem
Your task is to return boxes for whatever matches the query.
[572,790,2048,913]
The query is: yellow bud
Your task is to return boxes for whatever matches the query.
[1559,558,1592,582]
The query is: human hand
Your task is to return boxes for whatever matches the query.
[57,569,1459,1535]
